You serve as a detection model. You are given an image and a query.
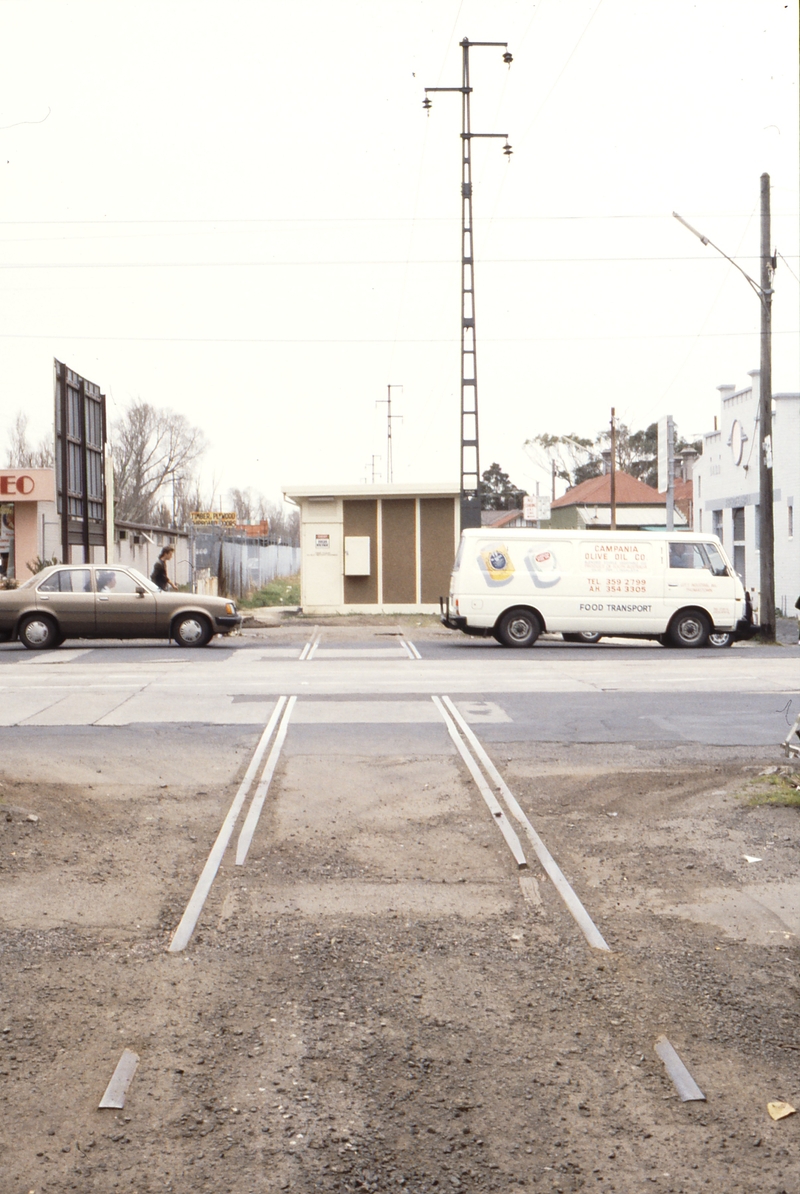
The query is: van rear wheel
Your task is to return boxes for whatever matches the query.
[497,609,540,648]
[668,610,710,648]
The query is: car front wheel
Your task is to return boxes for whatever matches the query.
[172,614,212,648]
[708,631,734,648]
[496,608,540,648]
[668,610,710,648]
[19,614,60,650]
[562,631,602,644]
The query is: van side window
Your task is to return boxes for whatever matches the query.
[668,543,706,570]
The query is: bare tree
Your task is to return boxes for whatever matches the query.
[5,412,54,468]
[111,401,206,525]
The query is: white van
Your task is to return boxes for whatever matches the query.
[441,529,753,648]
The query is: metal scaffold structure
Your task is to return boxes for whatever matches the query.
[424,39,513,529]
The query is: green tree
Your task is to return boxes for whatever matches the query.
[479,462,527,511]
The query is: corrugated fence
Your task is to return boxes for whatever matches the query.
[219,541,300,599]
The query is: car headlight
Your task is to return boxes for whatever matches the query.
[225,602,236,615]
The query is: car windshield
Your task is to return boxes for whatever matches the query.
[125,568,159,593]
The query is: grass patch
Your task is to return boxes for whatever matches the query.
[745,774,800,808]
[239,575,300,609]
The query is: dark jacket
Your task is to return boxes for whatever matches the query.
[151,559,170,590]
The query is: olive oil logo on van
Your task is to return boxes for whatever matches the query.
[478,544,515,586]
[524,547,562,588]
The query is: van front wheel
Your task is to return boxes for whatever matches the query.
[497,609,540,648]
[668,610,710,648]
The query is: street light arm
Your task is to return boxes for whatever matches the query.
[672,211,766,306]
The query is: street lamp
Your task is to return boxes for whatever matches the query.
[673,172,776,640]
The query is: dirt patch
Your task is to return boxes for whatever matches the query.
[1,737,799,1193]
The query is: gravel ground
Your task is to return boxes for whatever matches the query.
[1,632,798,1193]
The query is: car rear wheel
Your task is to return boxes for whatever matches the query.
[19,614,60,650]
[708,631,734,648]
[562,631,602,644]
[668,610,710,648]
[172,613,212,648]
[496,608,540,648]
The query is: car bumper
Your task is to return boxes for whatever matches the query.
[214,614,243,632]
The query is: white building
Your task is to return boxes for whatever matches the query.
[694,369,799,615]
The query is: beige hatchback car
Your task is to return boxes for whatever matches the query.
[0,564,242,649]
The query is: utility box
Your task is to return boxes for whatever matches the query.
[344,536,371,575]
[283,483,460,614]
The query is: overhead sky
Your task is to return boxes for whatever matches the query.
[1,0,797,506]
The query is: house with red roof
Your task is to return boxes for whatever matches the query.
[546,471,687,531]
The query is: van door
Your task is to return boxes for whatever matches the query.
[666,541,736,629]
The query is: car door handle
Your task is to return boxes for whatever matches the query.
[98,594,110,601]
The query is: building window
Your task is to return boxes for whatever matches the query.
[732,506,745,541]
[712,509,723,540]
[754,505,760,551]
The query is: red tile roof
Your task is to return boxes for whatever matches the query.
[551,471,666,508]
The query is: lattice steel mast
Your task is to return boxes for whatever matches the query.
[424,39,512,529]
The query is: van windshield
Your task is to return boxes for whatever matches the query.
[702,543,730,577]
[452,537,465,573]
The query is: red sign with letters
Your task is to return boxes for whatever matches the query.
[0,474,34,496]
[0,470,55,502]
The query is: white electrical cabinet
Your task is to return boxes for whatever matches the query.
[344,536,371,576]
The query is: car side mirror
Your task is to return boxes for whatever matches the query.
[136,586,146,597]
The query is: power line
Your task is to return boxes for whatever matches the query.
[1,330,793,345]
[2,255,792,269]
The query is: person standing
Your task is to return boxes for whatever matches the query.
[795,593,800,644]
[151,546,178,591]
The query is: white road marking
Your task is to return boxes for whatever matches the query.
[313,647,409,659]
[654,1035,706,1102]
[21,648,94,665]
[293,700,439,723]
[307,639,320,660]
[404,640,422,660]
[453,700,511,724]
[236,696,297,865]
[441,694,610,952]
[298,643,311,661]
[432,695,527,870]
[98,1048,140,1109]
[168,698,287,953]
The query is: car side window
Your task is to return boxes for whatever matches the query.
[38,569,92,593]
[96,570,140,594]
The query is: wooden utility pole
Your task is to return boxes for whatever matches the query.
[616,408,620,530]
[759,172,776,640]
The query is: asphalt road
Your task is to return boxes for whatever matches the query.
[0,630,797,747]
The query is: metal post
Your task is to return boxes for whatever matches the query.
[672,183,776,639]
[759,172,776,640]
[376,386,402,483]
[616,408,620,530]
[423,40,512,531]
[666,416,675,533]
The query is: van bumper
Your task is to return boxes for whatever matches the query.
[733,617,759,641]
